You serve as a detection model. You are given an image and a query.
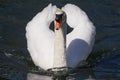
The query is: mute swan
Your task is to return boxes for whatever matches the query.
[26,4,96,70]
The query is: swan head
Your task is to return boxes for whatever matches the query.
[54,9,66,30]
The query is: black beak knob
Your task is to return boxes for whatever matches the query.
[55,14,63,22]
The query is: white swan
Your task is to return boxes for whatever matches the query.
[26,3,96,70]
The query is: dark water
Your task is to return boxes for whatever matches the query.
[0,0,120,80]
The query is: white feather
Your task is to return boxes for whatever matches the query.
[26,3,96,70]
[26,4,57,70]
[62,4,95,67]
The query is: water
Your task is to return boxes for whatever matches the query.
[0,0,120,80]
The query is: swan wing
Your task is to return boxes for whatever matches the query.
[26,4,57,70]
[62,4,96,67]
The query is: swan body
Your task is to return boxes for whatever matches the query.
[26,4,96,70]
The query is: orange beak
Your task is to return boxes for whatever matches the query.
[55,21,61,30]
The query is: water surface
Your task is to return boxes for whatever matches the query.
[0,0,120,80]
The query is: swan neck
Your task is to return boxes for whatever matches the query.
[53,27,67,68]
